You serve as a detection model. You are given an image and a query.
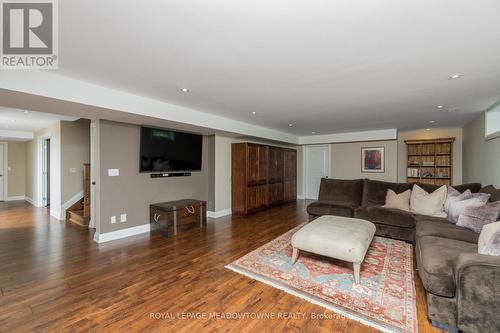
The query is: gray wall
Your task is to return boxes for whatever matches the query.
[330,140,398,182]
[463,113,500,187]
[99,120,210,233]
[61,119,90,203]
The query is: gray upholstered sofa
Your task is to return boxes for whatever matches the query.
[307,179,500,333]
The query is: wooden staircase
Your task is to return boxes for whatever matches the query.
[66,201,89,227]
[67,163,91,228]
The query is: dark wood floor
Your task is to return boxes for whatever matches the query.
[0,200,442,332]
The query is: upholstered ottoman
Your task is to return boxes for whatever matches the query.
[291,215,376,284]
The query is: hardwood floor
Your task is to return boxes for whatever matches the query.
[0,200,442,333]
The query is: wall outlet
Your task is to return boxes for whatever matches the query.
[69,167,77,173]
[110,216,116,224]
[120,214,127,222]
[108,169,119,177]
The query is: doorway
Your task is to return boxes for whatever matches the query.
[41,138,50,207]
[304,145,331,199]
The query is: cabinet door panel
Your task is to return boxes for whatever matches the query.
[247,185,268,211]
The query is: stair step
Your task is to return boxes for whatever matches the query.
[68,210,89,227]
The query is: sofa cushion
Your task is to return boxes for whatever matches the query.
[416,236,477,297]
[307,200,355,217]
[480,185,500,202]
[355,206,415,228]
[361,179,413,206]
[318,178,364,207]
[415,217,479,244]
[417,182,482,195]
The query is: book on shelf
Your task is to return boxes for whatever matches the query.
[407,167,420,178]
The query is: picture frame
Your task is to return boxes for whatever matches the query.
[361,147,385,173]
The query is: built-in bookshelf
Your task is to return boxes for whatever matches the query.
[405,138,455,186]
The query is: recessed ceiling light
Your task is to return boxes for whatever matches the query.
[429,120,436,123]
[252,111,257,115]
[436,105,444,109]
[288,124,293,127]
[311,131,316,134]
[23,110,30,114]
[448,74,463,80]
[426,128,431,131]
[180,88,189,92]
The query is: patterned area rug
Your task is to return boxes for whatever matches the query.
[226,223,417,333]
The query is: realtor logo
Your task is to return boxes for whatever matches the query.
[1,0,58,69]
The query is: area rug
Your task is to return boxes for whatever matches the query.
[226,223,417,333]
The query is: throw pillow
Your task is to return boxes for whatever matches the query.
[410,184,447,217]
[444,187,472,214]
[483,231,500,256]
[383,189,411,211]
[472,192,491,202]
[448,197,487,224]
[477,221,500,255]
[456,201,500,233]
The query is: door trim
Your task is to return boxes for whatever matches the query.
[303,144,331,200]
[0,142,8,201]
[37,135,50,207]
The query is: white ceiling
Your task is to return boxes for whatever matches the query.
[44,1,500,135]
[0,107,78,132]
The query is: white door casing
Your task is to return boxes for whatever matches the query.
[0,143,6,201]
[41,139,49,207]
[304,145,331,199]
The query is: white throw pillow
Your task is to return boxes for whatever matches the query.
[383,189,411,211]
[478,221,500,256]
[410,184,447,217]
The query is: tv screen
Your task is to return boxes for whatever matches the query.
[140,127,203,172]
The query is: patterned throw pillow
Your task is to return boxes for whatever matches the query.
[456,202,500,233]
[445,187,472,214]
[478,221,500,256]
[448,197,488,224]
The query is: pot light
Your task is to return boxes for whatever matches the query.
[180,88,189,92]
[426,128,431,131]
[448,74,463,80]
[436,105,444,109]
[252,111,257,115]
[311,131,316,134]
[23,110,30,114]
[288,123,293,127]
[429,120,436,123]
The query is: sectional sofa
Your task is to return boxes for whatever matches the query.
[307,178,500,333]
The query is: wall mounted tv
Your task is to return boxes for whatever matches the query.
[140,127,203,172]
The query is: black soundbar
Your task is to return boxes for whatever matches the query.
[150,172,191,178]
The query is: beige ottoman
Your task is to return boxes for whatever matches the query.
[291,215,376,284]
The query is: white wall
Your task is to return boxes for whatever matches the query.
[463,113,500,187]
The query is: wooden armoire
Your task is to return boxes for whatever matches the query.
[231,143,297,215]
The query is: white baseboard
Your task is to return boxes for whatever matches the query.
[207,209,232,219]
[25,196,36,206]
[50,209,62,220]
[7,195,25,201]
[60,191,84,221]
[93,224,151,244]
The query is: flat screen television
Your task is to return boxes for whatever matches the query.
[140,127,203,172]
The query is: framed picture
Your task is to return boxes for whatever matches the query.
[361,147,385,173]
